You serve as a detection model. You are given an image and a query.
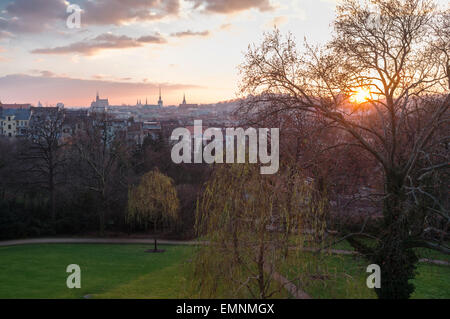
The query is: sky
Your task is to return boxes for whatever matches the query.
[0,0,442,107]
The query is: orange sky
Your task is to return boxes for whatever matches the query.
[2,0,444,106]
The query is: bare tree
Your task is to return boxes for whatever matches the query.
[0,138,21,200]
[23,107,65,224]
[72,112,131,235]
[238,0,449,298]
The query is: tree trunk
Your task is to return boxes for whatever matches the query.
[49,165,56,227]
[99,192,106,236]
[154,220,158,251]
[257,227,266,299]
[99,209,105,236]
[372,171,418,299]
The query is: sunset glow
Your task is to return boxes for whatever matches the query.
[350,88,372,104]
[0,0,339,107]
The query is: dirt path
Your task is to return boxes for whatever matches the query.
[265,266,312,299]
[296,247,450,266]
[1,237,448,299]
[1,238,448,266]
[0,237,203,247]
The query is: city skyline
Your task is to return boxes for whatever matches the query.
[0,0,344,106]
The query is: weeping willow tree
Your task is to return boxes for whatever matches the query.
[127,169,179,252]
[191,163,327,298]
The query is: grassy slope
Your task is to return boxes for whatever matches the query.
[0,243,448,299]
[332,239,450,298]
[0,244,193,299]
[282,251,450,299]
[331,239,450,263]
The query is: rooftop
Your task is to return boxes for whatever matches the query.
[0,108,31,121]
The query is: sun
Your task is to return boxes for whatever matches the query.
[350,88,372,104]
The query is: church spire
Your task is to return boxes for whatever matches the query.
[182,93,186,105]
[158,86,163,107]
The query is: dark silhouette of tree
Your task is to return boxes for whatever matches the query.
[72,112,131,235]
[238,0,449,298]
[23,107,65,225]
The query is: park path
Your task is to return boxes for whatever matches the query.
[1,238,448,266]
[295,247,450,266]
[264,265,312,299]
[0,237,203,247]
[0,238,450,266]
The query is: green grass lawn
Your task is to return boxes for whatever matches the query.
[330,239,450,263]
[0,244,194,299]
[0,243,448,299]
[282,252,450,299]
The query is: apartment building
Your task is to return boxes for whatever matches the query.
[0,107,32,137]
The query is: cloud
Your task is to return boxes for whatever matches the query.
[92,74,132,81]
[219,23,233,30]
[137,34,167,43]
[92,74,106,80]
[0,30,13,39]
[0,73,202,106]
[82,0,180,25]
[30,70,56,77]
[31,33,166,56]
[0,47,7,61]
[265,15,289,28]
[170,30,210,37]
[0,0,68,33]
[0,0,180,34]
[187,0,274,14]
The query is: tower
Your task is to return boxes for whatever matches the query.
[96,91,99,101]
[182,93,186,105]
[158,87,163,108]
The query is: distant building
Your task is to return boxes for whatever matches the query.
[29,106,64,141]
[143,121,162,141]
[61,109,88,141]
[179,94,198,109]
[0,102,32,110]
[0,107,31,137]
[126,122,144,145]
[142,88,164,110]
[90,92,109,113]
[158,87,163,108]
[30,106,60,118]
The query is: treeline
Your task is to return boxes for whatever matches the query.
[0,113,211,240]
